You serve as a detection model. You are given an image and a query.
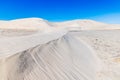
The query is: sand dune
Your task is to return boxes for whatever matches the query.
[0,18,120,30]
[0,18,120,80]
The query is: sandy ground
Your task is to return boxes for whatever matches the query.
[0,29,37,37]
[0,18,120,80]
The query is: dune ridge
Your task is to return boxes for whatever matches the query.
[0,18,120,30]
[0,18,120,80]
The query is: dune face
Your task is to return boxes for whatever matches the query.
[0,18,120,80]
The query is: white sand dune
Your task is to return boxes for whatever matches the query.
[0,18,120,80]
[0,18,120,30]
[53,19,120,30]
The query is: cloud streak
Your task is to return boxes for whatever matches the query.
[91,13,120,24]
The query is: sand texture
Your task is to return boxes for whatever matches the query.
[0,18,120,80]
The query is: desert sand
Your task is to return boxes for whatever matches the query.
[0,18,120,80]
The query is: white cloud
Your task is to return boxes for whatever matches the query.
[91,13,120,24]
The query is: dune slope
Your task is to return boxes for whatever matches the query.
[0,18,120,80]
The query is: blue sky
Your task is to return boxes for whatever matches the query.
[0,0,120,23]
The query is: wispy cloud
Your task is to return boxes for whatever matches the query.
[91,13,120,24]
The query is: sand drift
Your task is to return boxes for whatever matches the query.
[0,18,120,80]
